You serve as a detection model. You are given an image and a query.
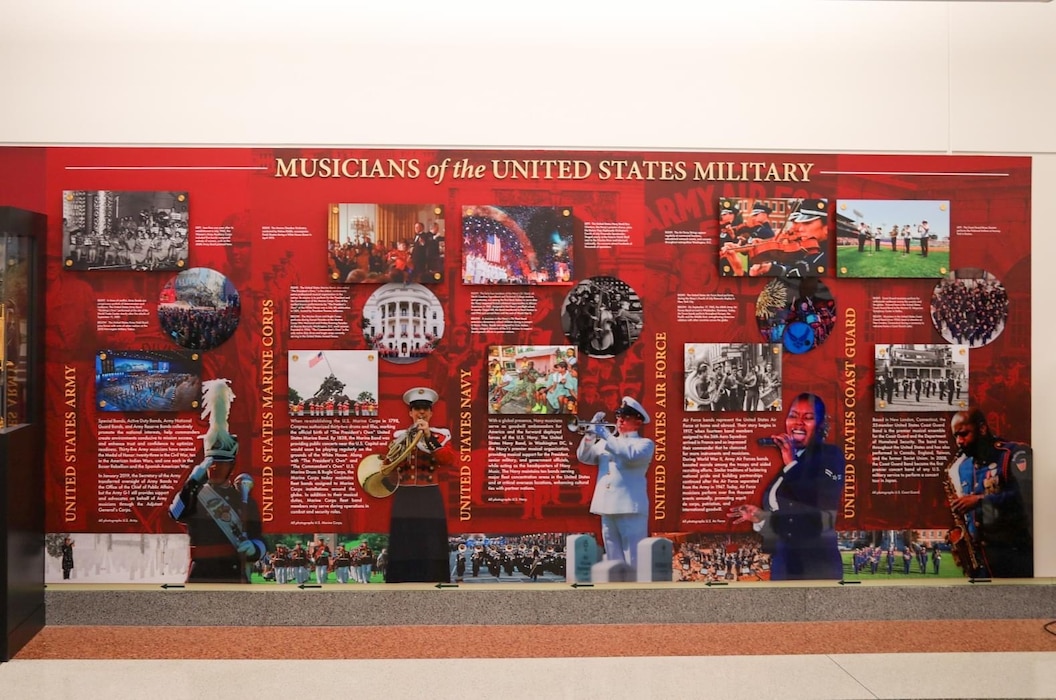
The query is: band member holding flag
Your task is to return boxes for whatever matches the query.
[169,378,264,583]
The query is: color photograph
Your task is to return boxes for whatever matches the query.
[755,276,837,355]
[361,282,445,364]
[462,205,574,285]
[930,268,1009,348]
[836,199,950,278]
[157,267,241,351]
[287,350,379,417]
[327,203,445,284]
[94,350,202,412]
[487,345,579,415]
[718,197,829,278]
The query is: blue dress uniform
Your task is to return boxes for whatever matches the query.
[948,439,1033,578]
[758,442,845,580]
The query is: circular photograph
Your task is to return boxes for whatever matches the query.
[362,282,445,364]
[930,268,1008,348]
[561,276,643,358]
[755,275,836,354]
[158,267,241,351]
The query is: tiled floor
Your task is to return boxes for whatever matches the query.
[3,653,1056,699]
[3,621,1055,699]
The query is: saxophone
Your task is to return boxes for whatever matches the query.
[943,465,981,574]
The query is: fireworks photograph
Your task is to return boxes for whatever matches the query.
[754,275,837,355]
[461,205,574,285]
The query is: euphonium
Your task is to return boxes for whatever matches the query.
[356,427,424,498]
[943,466,981,574]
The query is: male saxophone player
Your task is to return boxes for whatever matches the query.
[947,407,1033,578]
[576,396,655,573]
[169,379,264,583]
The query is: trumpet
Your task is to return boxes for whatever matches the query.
[566,416,617,433]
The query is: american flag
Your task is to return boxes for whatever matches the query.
[485,233,502,263]
[308,351,324,368]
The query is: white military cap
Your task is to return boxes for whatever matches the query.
[616,396,650,424]
[403,387,439,408]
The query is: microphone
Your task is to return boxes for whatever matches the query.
[757,437,777,446]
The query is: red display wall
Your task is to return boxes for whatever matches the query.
[6,146,1030,583]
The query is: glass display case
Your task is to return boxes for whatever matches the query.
[0,206,44,661]
[0,215,36,430]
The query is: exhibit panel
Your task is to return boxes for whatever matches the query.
[4,146,1031,586]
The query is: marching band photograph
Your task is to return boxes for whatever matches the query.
[874,344,969,412]
[835,199,950,278]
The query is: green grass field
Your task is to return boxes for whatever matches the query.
[839,551,966,580]
[835,244,950,278]
[250,571,385,585]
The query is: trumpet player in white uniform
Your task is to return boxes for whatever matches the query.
[576,396,655,571]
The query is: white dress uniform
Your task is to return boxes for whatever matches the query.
[577,397,655,568]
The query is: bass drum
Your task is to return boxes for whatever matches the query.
[356,454,399,498]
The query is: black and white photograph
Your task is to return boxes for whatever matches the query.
[683,343,783,412]
[930,268,1009,348]
[95,350,202,412]
[63,190,189,271]
[361,282,445,364]
[755,275,837,355]
[487,345,578,415]
[157,267,241,351]
[461,205,574,285]
[287,350,379,417]
[560,276,643,358]
[327,203,445,285]
[874,344,969,412]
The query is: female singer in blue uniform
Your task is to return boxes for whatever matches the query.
[729,392,845,580]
